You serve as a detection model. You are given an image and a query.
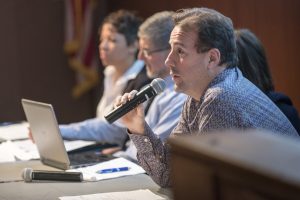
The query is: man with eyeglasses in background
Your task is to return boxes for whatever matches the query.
[140,47,170,59]
[114,11,187,160]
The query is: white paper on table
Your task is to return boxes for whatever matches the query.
[12,139,39,160]
[67,157,146,181]
[0,141,17,162]
[59,189,165,200]
[0,122,29,141]
[2,139,96,161]
[0,140,39,161]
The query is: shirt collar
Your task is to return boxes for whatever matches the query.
[119,60,144,84]
[198,67,239,102]
[104,60,145,86]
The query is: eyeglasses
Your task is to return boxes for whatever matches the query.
[141,47,170,57]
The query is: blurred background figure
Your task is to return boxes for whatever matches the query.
[60,10,187,162]
[59,10,152,148]
[118,10,187,160]
[235,29,300,134]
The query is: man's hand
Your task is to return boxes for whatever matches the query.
[28,128,35,143]
[114,90,145,135]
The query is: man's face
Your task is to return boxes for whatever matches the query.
[138,37,170,79]
[165,26,212,99]
[98,23,132,67]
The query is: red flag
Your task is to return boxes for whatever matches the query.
[64,0,99,98]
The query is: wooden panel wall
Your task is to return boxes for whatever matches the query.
[0,0,298,123]
[0,0,107,123]
[108,0,300,112]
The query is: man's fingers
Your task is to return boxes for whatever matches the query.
[115,90,138,107]
[114,95,123,108]
[120,93,130,104]
[28,127,35,143]
[128,90,138,99]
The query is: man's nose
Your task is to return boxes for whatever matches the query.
[138,50,145,60]
[165,51,173,68]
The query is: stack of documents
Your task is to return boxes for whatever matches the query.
[0,122,29,141]
[68,157,146,181]
[0,141,16,162]
[0,122,95,162]
[0,139,95,162]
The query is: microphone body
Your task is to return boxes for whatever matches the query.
[104,78,166,124]
[22,168,83,182]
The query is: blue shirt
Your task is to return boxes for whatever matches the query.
[60,60,145,146]
[60,75,187,160]
[120,76,186,160]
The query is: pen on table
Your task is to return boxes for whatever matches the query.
[96,167,130,174]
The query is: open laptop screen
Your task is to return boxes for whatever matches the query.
[21,99,71,169]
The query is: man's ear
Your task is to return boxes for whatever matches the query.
[207,48,221,69]
[128,40,139,55]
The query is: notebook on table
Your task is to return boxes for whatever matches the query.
[21,99,114,170]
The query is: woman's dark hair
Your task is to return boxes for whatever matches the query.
[100,10,143,46]
[235,29,274,92]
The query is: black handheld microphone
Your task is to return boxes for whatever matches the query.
[104,78,166,124]
[22,168,83,182]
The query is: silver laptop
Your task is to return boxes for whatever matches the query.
[21,99,113,170]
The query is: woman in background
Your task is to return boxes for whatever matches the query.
[60,10,152,147]
[235,29,300,133]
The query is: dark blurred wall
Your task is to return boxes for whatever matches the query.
[108,0,300,112]
[0,0,299,123]
[0,0,107,123]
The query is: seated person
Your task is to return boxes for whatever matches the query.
[235,29,300,133]
[60,10,151,151]
[115,8,299,187]
[61,11,187,161]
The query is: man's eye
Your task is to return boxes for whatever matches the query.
[177,48,184,55]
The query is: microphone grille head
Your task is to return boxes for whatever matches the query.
[22,168,33,182]
[151,78,166,94]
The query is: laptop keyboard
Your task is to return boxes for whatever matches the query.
[68,150,115,167]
